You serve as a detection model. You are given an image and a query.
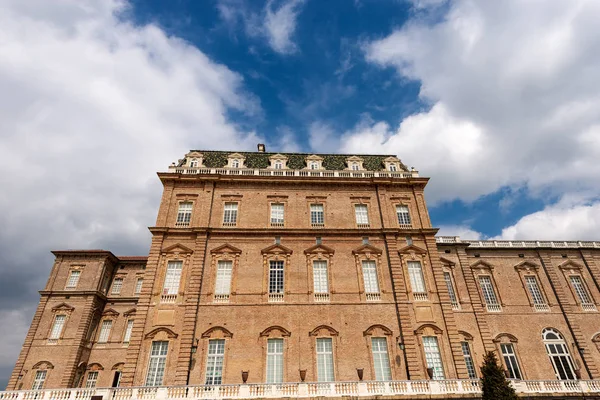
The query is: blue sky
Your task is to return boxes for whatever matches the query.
[2,0,600,387]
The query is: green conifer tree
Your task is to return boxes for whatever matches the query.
[480,351,518,400]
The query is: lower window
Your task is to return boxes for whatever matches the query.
[145,341,169,386]
[205,339,226,385]
[422,336,445,380]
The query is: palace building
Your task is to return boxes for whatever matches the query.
[5,146,600,399]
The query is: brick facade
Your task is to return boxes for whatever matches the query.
[7,149,600,390]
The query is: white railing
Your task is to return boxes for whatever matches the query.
[7,380,600,400]
[222,222,237,227]
[413,292,428,301]
[174,222,190,227]
[268,293,284,303]
[398,224,412,229]
[356,223,370,229]
[160,294,177,304]
[213,294,230,303]
[582,303,597,312]
[435,236,600,248]
[451,301,460,310]
[270,222,284,228]
[365,292,381,302]
[534,304,550,312]
[314,293,330,302]
[486,303,502,312]
[169,166,419,179]
[310,223,324,228]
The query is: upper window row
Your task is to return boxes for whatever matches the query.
[65,269,143,295]
[185,153,403,172]
[175,202,412,229]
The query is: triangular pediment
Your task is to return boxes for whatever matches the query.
[123,308,136,317]
[470,259,494,269]
[346,156,364,162]
[305,154,324,161]
[186,151,203,158]
[269,153,288,160]
[227,152,245,159]
[52,303,75,312]
[558,260,584,270]
[210,244,242,254]
[145,327,178,339]
[440,257,456,267]
[383,156,400,162]
[513,260,540,271]
[352,244,383,255]
[398,244,428,255]
[162,243,194,254]
[261,244,293,255]
[102,308,119,317]
[304,244,335,255]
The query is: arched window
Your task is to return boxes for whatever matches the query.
[542,328,577,380]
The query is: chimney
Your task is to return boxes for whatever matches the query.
[257,143,266,152]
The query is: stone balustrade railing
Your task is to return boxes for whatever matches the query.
[435,236,600,248]
[168,166,418,179]
[3,380,600,400]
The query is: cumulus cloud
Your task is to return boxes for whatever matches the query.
[436,225,483,240]
[495,197,600,240]
[0,0,260,387]
[216,0,305,54]
[348,0,600,209]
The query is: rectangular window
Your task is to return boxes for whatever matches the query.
[123,319,134,344]
[86,371,98,388]
[423,336,445,380]
[49,315,66,340]
[205,339,225,385]
[270,203,284,225]
[570,275,593,305]
[111,278,123,295]
[215,261,233,301]
[461,342,477,379]
[408,261,427,294]
[176,202,193,226]
[269,261,284,296]
[525,275,546,306]
[371,338,391,381]
[362,260,380,295]
[66,270,81,288]
[354,204,369,226]
[98,320,113,343]
[444,272,459,309]
[313,261,329,294]
[162,261,183,298]
[310,204,324,225]
[396,205,411,226]
[266,338,284,383]
[316,338,334,382]
[479,276,500,310]
[135,278,144,294]
[145,341,169,386]
[32,370,46,390]
[500,343,522,379]
[223,202,238,225]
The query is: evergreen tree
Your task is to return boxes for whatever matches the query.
[480,351,518,400]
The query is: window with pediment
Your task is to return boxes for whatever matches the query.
[305,244,335,303]
[227,153,246,168]
[309,325,339,382]
[559,260,597,311]
[185,151,204,168]
[493,333,523,379]
[514,261,550,312]
[47,303,74,344]
[440,258,460,310]
[305,155,324,170]
[209,244,241,304]
[269,154,288,169]
[261,244,293,303]
[31,361,54,390]
[383,156,402,172]
[471,260,502,312]
[259,326,291,383]
[353,243,384,302]
[345,156,364,171]
[159,244,193,304]
[363,325,394,381]
[200,326,233,385]
[399,245,430,302]
[66,266,83,289]
[415,324,446,380]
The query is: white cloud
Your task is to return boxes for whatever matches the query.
[0,0,260,385]
[495,197,600,240]
[349,0,600,209]
[216,0,305,54]
[437,225,483,240]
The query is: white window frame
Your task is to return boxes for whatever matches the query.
[444,271,460,309]
[176,202,193,227]
[461,342,477,379]
[135,278,144,294]
[524,275,548,310]
[85,371,99,388]
[98,319,113,343]
[396,205,411,226]
[111,278,123,295]
[351,163,359,171]
[274,161,283,169]
[214,260,233,302]
[500,343,522,380]
[49,314,66,341]
[205,339,226,385]
[313,260,329,302]
[269,260,284,302]
[422,336,445,380]
[32,370,47,390]
[316,337,334,382]
[362,260,380,300]
[162,260,183,302]
[354,204,369,227]
[569,275,595,310]
[371,337,392,381]
[266,338,284,383]
[479,275,501,311]
[407,261,427,298]
[123,319,134,344]
[270,203,284,225]
[389,164,397,172]
[310,204,324,226]
[543,329,577,380]
[223,202,238,226]
[145,341,169,386]
[66,270,81,289]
